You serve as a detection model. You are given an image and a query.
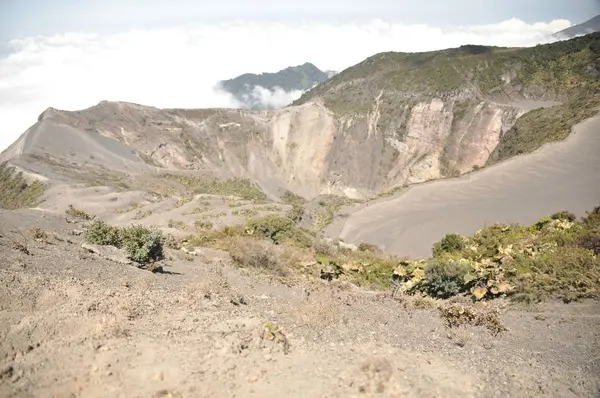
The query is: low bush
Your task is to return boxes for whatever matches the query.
[334,249,400,289]
[285,205,305,223]
[168,220,189,230]
[246,215,297,244]
[424,257,470,298]
[30,228,49,242]
[85,220,122,247]
[85,220,163,264]
[232,208,259,218]
[512,245,599,302]
[432,233,465,256]
[583,205,600,230]
[119,225,163,264]
[551,210,576,222]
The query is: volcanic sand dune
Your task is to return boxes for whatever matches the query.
[1,113,151,177]
[338,112,600,259]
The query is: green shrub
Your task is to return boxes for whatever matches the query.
[246,216,297,244]
[288,227,316,249]
[232,208,259,217]
[85,220,163,264]
[432,233,465,256]
[168,220,189,230]
[424,258,470,298]
[350,252,398,289]
[317,255,343,281]
[30,228,49,242]
[85,220,122,246]
[119,225,163,264]
[471,224,535,258]
[394,208,600,303]
[551,210,576,222]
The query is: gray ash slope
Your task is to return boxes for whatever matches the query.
[553,15,600,39]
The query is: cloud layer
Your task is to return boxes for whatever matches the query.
[0,18,571,151]
[239,85,306,110]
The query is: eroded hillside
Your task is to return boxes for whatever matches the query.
[0,98,526,199]
[295,32,600,174]
[2,33,599,202]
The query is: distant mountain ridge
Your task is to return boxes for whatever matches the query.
[218,62,335,110]
[553,15,600,39]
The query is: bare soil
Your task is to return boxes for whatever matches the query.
[1,209,599,398]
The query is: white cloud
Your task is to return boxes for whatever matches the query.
[0,18,572,151]
[233,85,305,110]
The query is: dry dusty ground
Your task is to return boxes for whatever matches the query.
[1,209,599,398]
[336,112,600,259]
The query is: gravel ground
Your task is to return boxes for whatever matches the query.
[1,209,599,398]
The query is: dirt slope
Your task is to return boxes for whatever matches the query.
[1,209,599,398]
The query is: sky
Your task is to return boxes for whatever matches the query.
[0,0,598,151]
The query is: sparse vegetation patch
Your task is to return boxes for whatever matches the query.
[163,174,266,201]
[393,207,600,303]
[232,208,259,218]
[280,190,306,207]
[0,162,46,209]
[194,220,213,232]
[487,96,600,165]
[168,220,190,231]
[228,237,286,275]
